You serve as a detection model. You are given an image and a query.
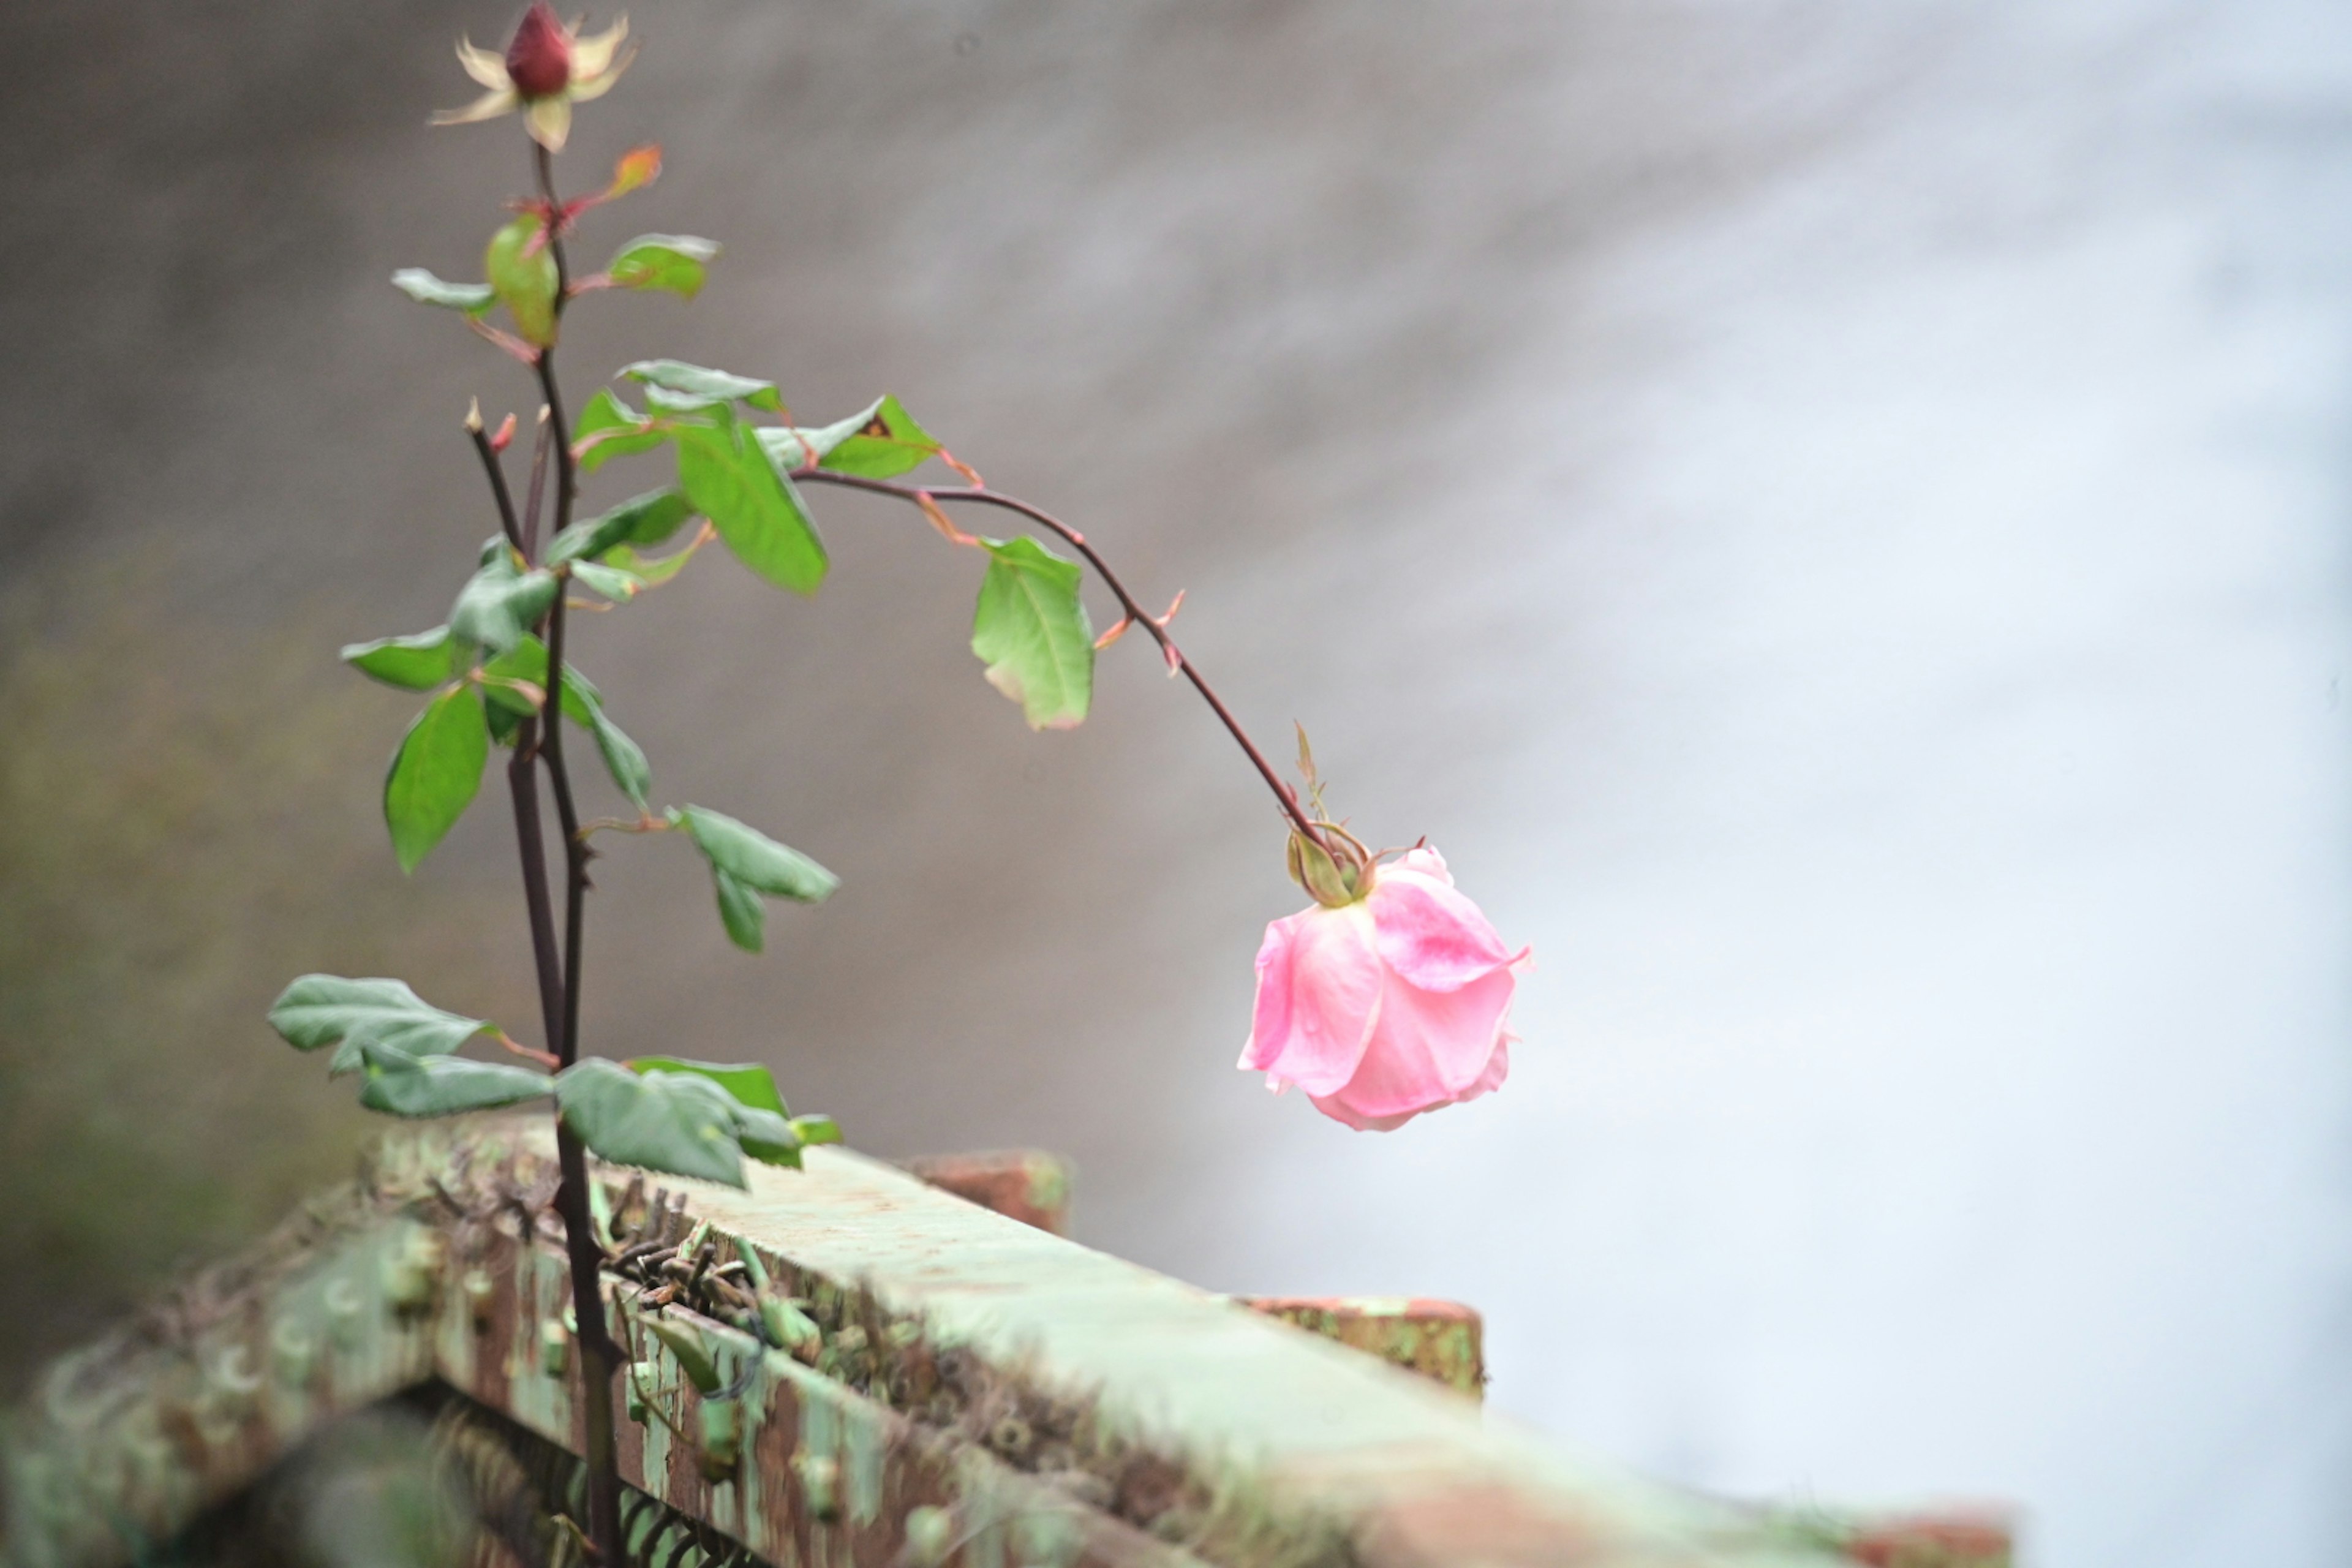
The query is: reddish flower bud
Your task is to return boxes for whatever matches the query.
[505,3,572,99]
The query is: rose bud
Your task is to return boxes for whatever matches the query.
[1240,842,1528,1131]
[504,3,573,99]
[434,9,633,152]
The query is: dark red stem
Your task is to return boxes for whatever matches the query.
[791,469,1330,851]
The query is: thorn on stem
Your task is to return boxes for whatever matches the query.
[916,491,981,548]
[490,412,518,453]
[1093,617,1132,651]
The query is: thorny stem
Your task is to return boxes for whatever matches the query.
[467,412,525,556]
[461,140,622,1567]
[532,140,623,1568]
[791,469,1335,853]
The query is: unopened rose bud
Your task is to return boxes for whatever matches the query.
[505,2,572,99]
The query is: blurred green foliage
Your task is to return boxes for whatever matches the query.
[0,560,511,1392]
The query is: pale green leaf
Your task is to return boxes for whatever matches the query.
[621,360,782,413]
[627,1059,802,1168]
[627,1058,787,1116]
[789,1114,842,1147]
[815,394,941,479]
[712,867,766,952]
[390,269,495,314]
[478,636,600,725]
[268,974,491,1066]
[449,546,559,655]
[601,542,696,587]
[586,703,652,811]
[673,805,837,903]
[547,489,695,567]
[576,387,665,475]
[342,626,462,690]
[606,234,719,300]
[970,535,1093,730]
[355,1044,551,1117]
[555,1058,747,1188]
[384,686,490,872]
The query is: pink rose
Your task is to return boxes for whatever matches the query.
[1240,844,1528,1131]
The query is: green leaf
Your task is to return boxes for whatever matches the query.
[555,1058,748,1188]
[606,235,719,300]
[732,1106,804,1169]
[576,388,666,475]
[674,420,827,595]
[449,545,559,655]
[758,396,942,477]
[669,806,837,954]
[626,1059,804,1168]
[816,394,941,479]
[480,636,598,725]
[970,535,1093,730]
[384,687,490,872]
[390,269,495,314]
[268,974,492,1066]
[548,489,695,567]
[674,806,837,903]
[569,561,643,601]
[790,1114,843,1147]
[475,640,647,807]
[341,626,462,690]
[355,1044,551,1117]
[602,542,696,588]
[712,867,766,952]
[586,704,652,811]
[627,1058,788,1116]
[485,216,559,348]
[621,360,782,413]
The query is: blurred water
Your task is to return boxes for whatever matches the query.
[5,1,2352,1564]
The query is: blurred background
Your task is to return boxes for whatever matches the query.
[4,1,2349,1563]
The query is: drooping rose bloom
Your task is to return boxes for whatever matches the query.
[1241,843,1528,1130]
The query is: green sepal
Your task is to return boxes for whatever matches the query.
[390,269,495,314]
[576,388,666,475]
[554,1057,750,1188]
[384,686,490,873]
[341,626,464,690]
[621,360,782,413]
[485,216,559,348]
[970,535,1093,730]
[449,545,559,655]
[606,235,720,300]
[548,489,695,567]
[354,1043,551,1118]
[673,419,827,595]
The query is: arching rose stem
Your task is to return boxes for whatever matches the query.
[791,469,1335,855]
